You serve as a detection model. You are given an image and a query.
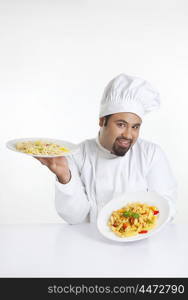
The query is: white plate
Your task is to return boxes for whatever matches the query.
[6,137,79,158]
[97,191,171,242]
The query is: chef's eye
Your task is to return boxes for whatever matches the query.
[132,125,140,129]
[117,122,126,128]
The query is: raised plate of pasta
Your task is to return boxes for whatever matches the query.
[97,191,171,242]
[6,137,79,157]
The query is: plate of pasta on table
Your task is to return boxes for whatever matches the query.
[97,191,171,242]
[6,137,79,158]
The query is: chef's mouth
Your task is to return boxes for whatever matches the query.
[116,138,132,148]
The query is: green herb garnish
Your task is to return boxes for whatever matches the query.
[123,211,140,218]
[123,211,131,217]
[131,213,140,218]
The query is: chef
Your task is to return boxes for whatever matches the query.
[37,74,177,224]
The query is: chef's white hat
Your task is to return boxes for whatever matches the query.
[99,73,160,118]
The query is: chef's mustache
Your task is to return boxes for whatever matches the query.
[116,137,133,143]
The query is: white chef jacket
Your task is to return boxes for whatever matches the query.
[55,136,177,224]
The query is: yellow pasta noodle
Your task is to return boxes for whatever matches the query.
[108,202,159,237]
[16,140,69,156]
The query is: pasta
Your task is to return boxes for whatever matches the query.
[16,140,70,155]
[108,202,159,237]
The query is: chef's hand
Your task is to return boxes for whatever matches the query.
[35,156,71,184]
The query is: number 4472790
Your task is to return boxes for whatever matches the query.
[138,284,184,294]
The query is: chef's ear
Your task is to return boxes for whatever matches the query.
[99,117,105,127]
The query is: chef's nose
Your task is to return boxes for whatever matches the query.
[122,127,132,139]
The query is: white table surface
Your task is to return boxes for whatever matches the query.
[0,223,187,277]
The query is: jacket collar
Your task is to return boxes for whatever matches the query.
[95,133,121,159]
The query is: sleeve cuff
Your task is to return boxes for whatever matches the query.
[55,173,76,195]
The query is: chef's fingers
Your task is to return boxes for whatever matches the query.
[34,157,41,162]
[34,157,52,166]
[34,157,45,165]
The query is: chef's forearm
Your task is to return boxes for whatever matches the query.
[55,174,90,224]
[146,145,178,220]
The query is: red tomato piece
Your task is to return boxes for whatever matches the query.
[123,223,127,229]
[153,210,159,215]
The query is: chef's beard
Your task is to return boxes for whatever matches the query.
[111,137,133,156]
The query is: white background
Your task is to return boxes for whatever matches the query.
[0,0,187,224]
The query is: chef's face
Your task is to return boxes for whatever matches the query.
[99,112,142,156]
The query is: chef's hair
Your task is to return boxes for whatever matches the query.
[104,114,113,126]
